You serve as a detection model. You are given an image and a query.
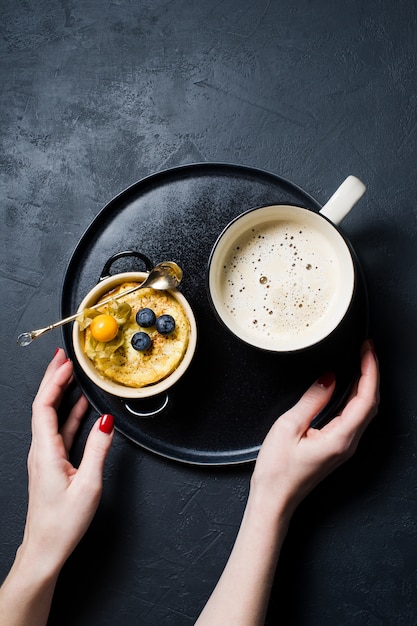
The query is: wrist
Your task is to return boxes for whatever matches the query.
[243,483,293,549]
[13,536,62,588]
[0,540,61,626]
[248,474,297,528]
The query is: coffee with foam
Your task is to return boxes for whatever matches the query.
[209,204,355,352]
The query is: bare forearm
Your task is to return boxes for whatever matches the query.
[0,544,60,626]
[196,490,291,626]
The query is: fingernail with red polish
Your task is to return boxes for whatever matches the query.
[99,414,114,434]
[317,371,335,388]
[54,347,60,357]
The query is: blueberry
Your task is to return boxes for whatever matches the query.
[136,307,156,328]
[155,314,175,335]
[131,331,152,351]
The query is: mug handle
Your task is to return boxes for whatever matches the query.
[123,394,169,418]
[100,250,154,280]
[319,176,366,226]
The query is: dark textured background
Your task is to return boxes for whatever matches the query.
[1,1,417,624]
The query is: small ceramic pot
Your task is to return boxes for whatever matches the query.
[72,251,197,404]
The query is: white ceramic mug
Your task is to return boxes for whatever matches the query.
[207,176,366,352]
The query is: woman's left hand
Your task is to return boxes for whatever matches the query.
[22,348,114,576]
[0,349,114,626]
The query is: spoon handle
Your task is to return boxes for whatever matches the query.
[17,282,146,346]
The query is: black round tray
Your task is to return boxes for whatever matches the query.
[61,163,368,466]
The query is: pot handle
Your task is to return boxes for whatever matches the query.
[123,394,169,418]
[100,250,154,281]
[319,176,366,226]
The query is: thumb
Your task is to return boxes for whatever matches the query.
[281,372,336,436]
[76,414,114,488]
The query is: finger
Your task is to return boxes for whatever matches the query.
[340,339,379,408]
[279,372,336,437]
[322,340,379,441]
[343,342,380,429]
[60,394,90,452]
[31,358,75,439]
[37,348,69,394]
[360,339,380,398]
[75,415,114,494]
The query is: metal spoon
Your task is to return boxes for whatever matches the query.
[17,261,183,347]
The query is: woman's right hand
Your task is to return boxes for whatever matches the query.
[251,339,380,517]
